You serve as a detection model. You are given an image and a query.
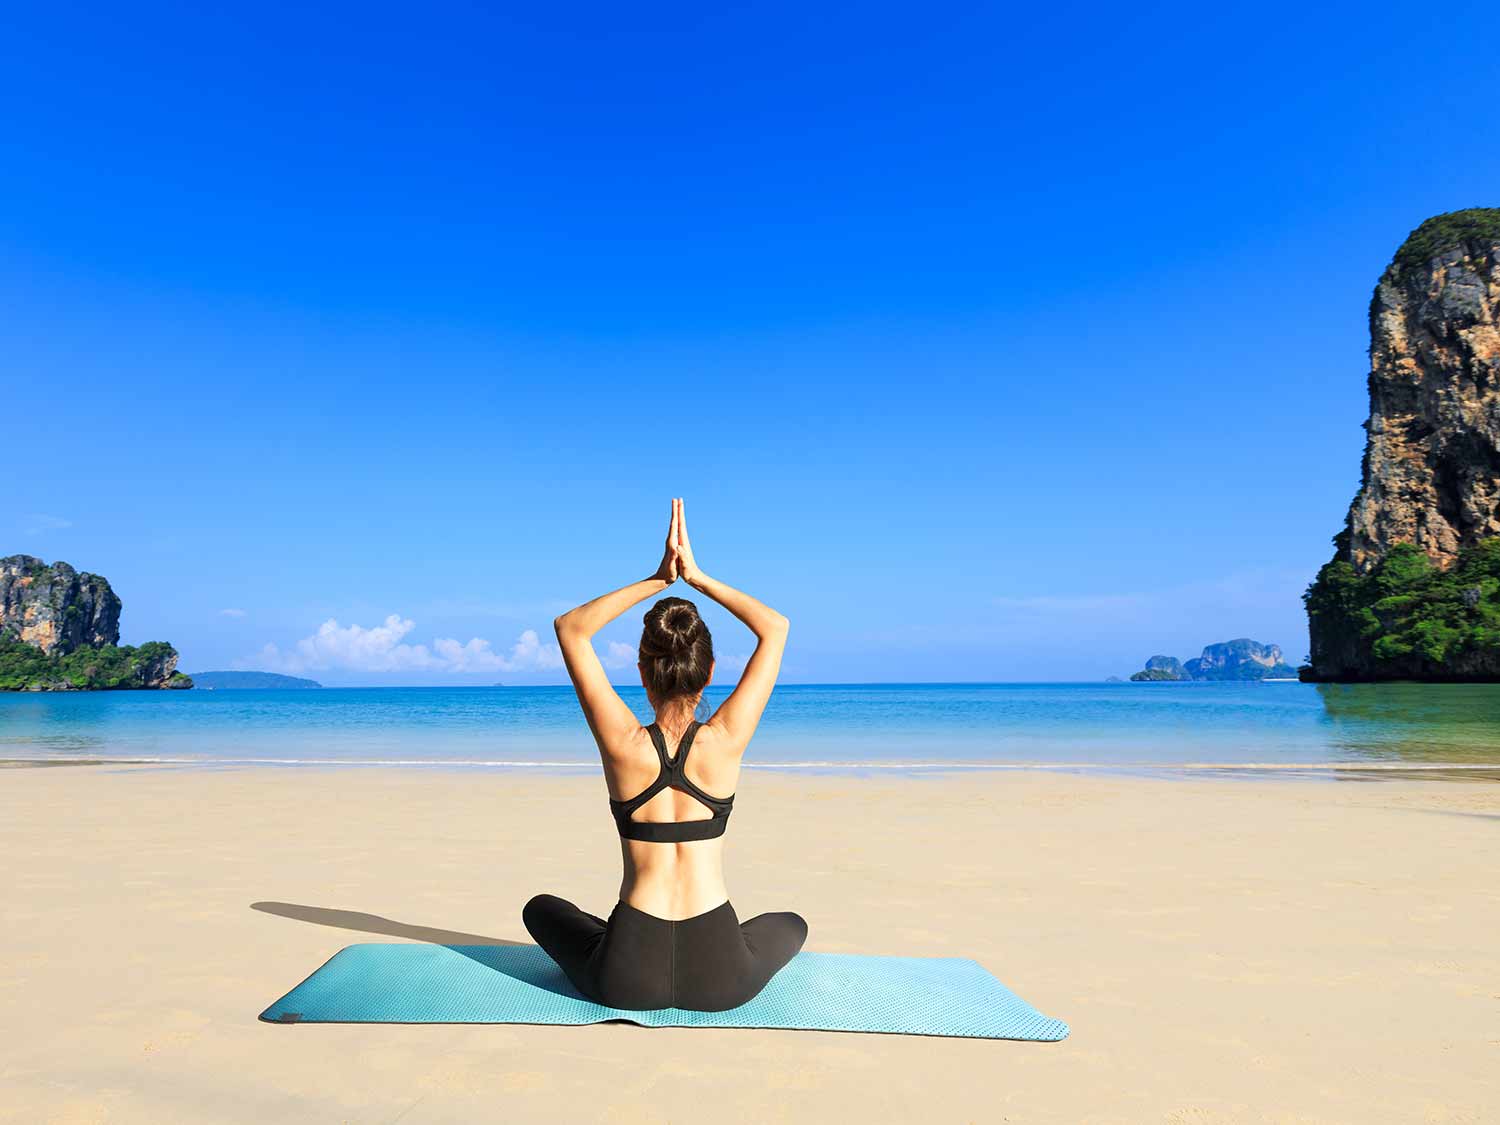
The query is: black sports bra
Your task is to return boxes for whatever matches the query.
[609,720,736,843]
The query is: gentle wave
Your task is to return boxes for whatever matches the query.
[5,756,1499,773]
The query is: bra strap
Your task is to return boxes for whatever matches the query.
[648,720,700,767]
[645,723,671,767]
[673,721,701,768]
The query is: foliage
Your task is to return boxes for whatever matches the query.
[0,634,183,690]
[1129,668,1183,681]
[1303,538,1500,679]
[1387,208,1500,283]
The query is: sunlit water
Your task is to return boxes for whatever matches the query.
[3,682,1499,777]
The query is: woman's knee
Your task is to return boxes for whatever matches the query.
[768,910,807,940]
[783,911,809,950]
[522,893,563,936]
[746,910,808,957]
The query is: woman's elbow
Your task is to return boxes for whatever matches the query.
[554,614,593,646]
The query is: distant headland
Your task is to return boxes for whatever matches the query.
[1126,639,1298,682]
[0,555,190,690]
[1302,209,1500,682]
[189,671,322,689]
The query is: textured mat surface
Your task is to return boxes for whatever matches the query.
[260,943,1069,1041]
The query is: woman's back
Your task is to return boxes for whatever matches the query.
[603,718,745,919]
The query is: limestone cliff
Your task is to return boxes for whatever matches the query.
[1347,210,1500,572]
[0,555,121,654]
[1304,209,1500,681]
[1129,641,1297,682]
[1130,655,1190,682]
[1184,639,1296,680]
[0,555,190,690]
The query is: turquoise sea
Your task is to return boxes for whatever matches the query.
[3,682,1499,775]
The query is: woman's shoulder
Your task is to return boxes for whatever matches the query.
[598,721,653,762]
[691,717,750,761]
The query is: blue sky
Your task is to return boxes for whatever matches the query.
[4,2,1497,683]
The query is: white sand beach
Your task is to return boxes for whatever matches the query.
[4,764,1497,1123]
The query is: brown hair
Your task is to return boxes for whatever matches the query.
[638,597,714,700]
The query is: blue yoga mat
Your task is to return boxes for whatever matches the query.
[260,943,1069,1041]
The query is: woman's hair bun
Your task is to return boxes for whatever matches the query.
[657,603,703,651]
[639,597,714,700]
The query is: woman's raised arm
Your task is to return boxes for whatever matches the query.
[553,503,680,748]
[673,499,790,753]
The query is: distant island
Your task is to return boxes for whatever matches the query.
[0,555,191,690]
[1127,639,1299,682]
[1302,209,1500,681]
[189,671,322,690]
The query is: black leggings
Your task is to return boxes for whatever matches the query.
[522,894,808,1012]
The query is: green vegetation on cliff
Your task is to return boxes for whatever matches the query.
[1302,539,1500,681]
[0,635,192,691]
[1387,208,1500,283]
[1,554,189,690]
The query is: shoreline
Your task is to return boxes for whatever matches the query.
[6,754,1500,783]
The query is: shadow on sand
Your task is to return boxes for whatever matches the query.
[253,901,601,1009]
[251,901,529,947]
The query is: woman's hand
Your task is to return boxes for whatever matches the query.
[672,497,704,585]
[653,499,680,584]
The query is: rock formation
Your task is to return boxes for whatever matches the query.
[1130,655,1190,681]
[0,555,189,690]
[1304,210,1500,680]
[1184,639,1293,679]
[1346,210,1500,572]
[0,555,121,654]
[1129,641,1296,681]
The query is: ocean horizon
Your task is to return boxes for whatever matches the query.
[5,681,1499,775]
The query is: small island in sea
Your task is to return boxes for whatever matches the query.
[0,555,190,690]
[1127,639,1298,682]
[1302,209,1500,681]
[189,671,323,689]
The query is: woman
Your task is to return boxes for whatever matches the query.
[522,498,807,1012]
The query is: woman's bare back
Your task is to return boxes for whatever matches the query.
[605,719,744,919]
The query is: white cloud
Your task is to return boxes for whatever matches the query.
[431,629,566,673]
[256,615,432,673]
[22,514,72,535]
[430,635,500,672]
[716,652,751,678]
[219,608,247,618]
[254,616,565,676]
[508,629,566,672]
[602,641,637,670]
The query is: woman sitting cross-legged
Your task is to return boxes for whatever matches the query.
[522,498,807,1012]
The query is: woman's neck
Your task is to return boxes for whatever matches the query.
[653,698,698,739]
